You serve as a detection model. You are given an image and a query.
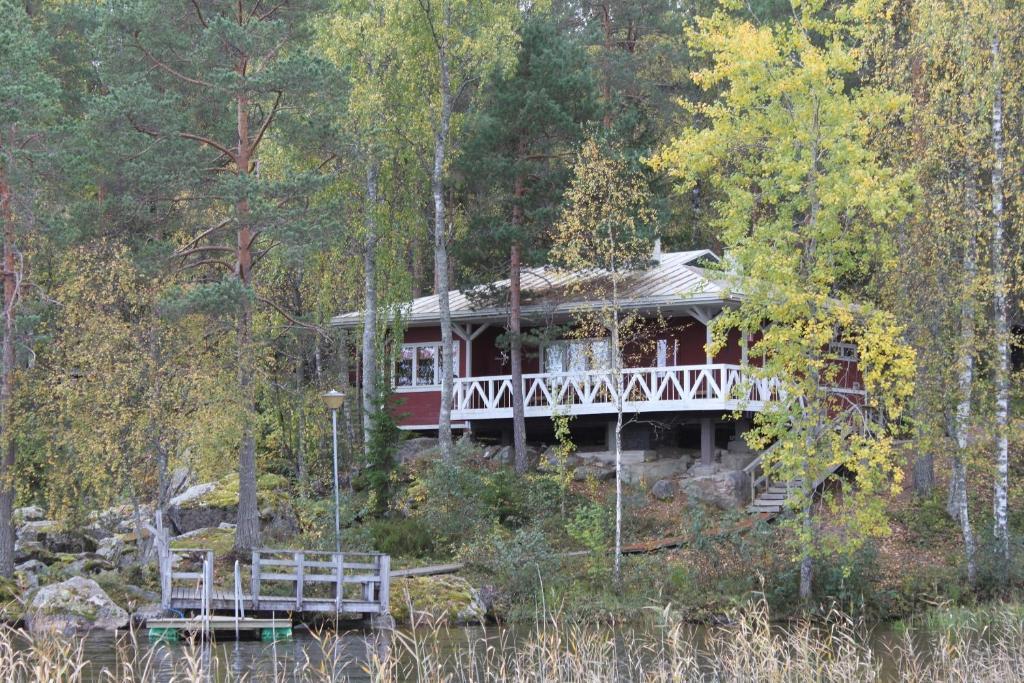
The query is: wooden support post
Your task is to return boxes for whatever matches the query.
[700,417,714,466]
[295,552,304,611]
[335,552,344,612]
[251,551,261,611]
[378,555,390,615]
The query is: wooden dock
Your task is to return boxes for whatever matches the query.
[157,545,391,618]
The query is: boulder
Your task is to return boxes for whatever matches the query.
[686,463,721,478]
[166,467,193,499]
[680,470,750,509]
[14,506,45,525]
[493,445,541,468]
[572,465,615,482]
[394,437,439,465]
[17,519,58,544]
[131,603,173,627]
[650,479,677,501]
[167,499,234,535]
[64,555,115,576]
[168,482,217,508]
[537,445,583,473]
[622,458,692,485]
[14,541,56,566]
[25,576,129,636]
[720,452,757,471]
[15,559,47,575]
[18,521,97,554]
[96,536,125,564]
[389,575,487,625]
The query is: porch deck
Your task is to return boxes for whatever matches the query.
[451,363,782,421]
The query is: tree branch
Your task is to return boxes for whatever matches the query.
[179,132,238,164]
[176,244,236,259]
[132,32,214,88]
[256,295,328,337]
[179,258,234,272]
[189,0,208,28]
[250,91,282,152]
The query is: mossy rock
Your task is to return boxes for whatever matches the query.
[389,575,486,625]
[25,576,128,636]
[181,473,292,510]
[170,527,236,556]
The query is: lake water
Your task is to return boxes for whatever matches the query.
[75,626,407,681]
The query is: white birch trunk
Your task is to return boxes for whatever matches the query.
[362,158,380,458]
[989,34,1009,567]
[433,38,455,460]
[950,166,978,585]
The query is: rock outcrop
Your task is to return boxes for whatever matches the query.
[388,575,487,625]
[25,576,128,636]
[680,470,750,509]
[394,437,439,465]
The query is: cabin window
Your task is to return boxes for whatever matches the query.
[827,341,858,362]
[543,339,610,374]
[656,339,678,368]
[395,342,458,388]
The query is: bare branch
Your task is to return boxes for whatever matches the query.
[179,132,238,164]
[176,244,236,259]
[132,32,214,88]
[189,0,209,28]
[250,91,282,152]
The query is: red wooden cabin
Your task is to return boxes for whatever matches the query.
[332,248,864,459]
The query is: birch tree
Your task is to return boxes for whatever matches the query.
[400,0,518,459]
[652,0,916,602]
[551,139,656,586]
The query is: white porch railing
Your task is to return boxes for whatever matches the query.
[451,363,784,420]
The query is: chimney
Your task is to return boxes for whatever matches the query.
[652,238,662,264]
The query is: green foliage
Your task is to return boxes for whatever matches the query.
[459,526,557,615]
[360,386,403,515]
[566,501,611,556]
[367,517,435,559]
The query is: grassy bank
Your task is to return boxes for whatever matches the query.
[1,602,1023,681]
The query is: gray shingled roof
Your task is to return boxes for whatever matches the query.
[331,250,734,328]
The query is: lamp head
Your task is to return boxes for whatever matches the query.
[321,389,345,411]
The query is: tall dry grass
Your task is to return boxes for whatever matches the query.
[0,602,1020,681]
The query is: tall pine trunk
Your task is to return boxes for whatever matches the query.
[0,160,16,578]
[234,90,260,552]
[510,242,527,473]
[362,158,380,457]
[989,33,1010,572]
[433,40,455,461]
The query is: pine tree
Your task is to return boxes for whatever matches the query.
[457,13,598,473]
[96,0,329,551]
[0,0,61,577]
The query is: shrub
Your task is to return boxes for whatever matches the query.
[368,517,436,559]
[459,526,558,618]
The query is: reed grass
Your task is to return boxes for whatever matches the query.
[0,601,1020,681]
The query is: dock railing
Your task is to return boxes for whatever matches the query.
[157,538,390,616]
[251,549,390,614]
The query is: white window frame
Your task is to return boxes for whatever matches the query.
[828,341,859,362]
[394,341,459,391]
[541,338,611,375]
